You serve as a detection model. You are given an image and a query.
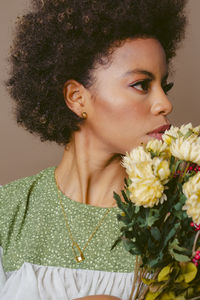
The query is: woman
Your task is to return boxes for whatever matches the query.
[0,0,188,299]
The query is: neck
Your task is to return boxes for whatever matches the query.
[55,130,127,207]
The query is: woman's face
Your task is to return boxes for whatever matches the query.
[86,38,173,154]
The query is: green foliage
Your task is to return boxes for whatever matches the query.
[112,159,199,270]
[168,239,190,262]
[112,155,200,298]
[145,262,200,299]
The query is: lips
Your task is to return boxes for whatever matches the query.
[148,124,171,134]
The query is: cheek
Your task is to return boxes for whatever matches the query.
[93,95,149,128]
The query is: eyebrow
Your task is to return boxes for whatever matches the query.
[122,69,169,82]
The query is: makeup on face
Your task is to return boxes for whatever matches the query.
[87,38,174,153]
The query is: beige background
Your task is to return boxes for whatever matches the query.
[0,0,200,185]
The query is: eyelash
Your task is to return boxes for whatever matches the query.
[130,79,174,95]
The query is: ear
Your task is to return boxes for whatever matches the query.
[63,80,85,117]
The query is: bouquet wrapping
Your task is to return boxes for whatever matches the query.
[113,123,200,300]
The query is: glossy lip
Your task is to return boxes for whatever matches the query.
[148,124,171,134]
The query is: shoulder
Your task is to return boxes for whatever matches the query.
[0,166,55,202]
[0,167,56,246]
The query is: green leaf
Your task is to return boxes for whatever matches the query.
[179,192,187,204]
[174,160,182,174]
[173,210,184,220]
[123,240,135,251]
[169,238,188,252]
[160,291,177,300]
[158,265,172,282]
[174,202,183,211]
[168,239,190,262]
[151,227,161,241]
[135,205,140,213]
[147,215,160,227]
[149,251,164,268]
[142,278,156,285]
[111,236,122,250]
[163,223,179,248]
[121,189,130,203]
[173,252,190,262]
[180,262,198,283]
[113,191,123,206]
[146,291,162,300]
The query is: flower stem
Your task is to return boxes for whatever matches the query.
[192,230,200,256]
[179,161,190,183]
[138,269,160,300]
[129,256,141,300]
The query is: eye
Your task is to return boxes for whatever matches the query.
[130,80,174,95]
[162,82,174,95]
[130,79,151,93]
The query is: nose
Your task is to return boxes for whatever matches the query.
[150,88,173,116]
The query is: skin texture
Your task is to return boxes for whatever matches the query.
[55,38,173,208]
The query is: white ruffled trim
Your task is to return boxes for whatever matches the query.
[0,249,135,300]
[0,248,6,291]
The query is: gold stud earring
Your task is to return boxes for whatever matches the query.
[81,112,88,119]
[65,144,70,151]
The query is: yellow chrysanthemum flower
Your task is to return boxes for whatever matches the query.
[179,122,200,136]
[128,146,152,163]
[170,135,200,164]
[183,172,200,198]
[193,125,200,135]
[128,177,166,207]
[122,146,166,207]
[152,157,170,184]
[183,172,200,224]
[146,139,171,159]
[179,123,193,135]
[121,146,153,178]
[127,161,154,179]
[162,125,179,145]
[162,123,200,146]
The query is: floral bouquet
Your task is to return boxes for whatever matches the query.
[112,123,200,300]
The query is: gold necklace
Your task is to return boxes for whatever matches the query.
[55,174,111,263]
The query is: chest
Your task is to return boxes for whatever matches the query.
[2,200,134,273]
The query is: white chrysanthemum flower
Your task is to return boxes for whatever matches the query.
[183,172,200,224]
[170,135,200,164]
[162,125,179,145]
[179,123,193,135]
[146,139,168,154]
[163,123,200,146]
[121,146,167,207]
[122,147,154,178]
[146,139,171,159]
[128,146,152,163]
[183,172,200,198]
[128,177,166,207]
[179,122,200,136]
[152,157,170,184]
[123,160,154,179]
[193,125,200,135]
[183,194,200,224]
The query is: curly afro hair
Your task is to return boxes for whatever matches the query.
[6,0,188,145]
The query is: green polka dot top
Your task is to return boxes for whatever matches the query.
[0,167,135,273]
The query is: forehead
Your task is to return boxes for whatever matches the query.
[96,38,167,79]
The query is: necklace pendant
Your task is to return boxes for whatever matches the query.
[72,243,85,263]
[75,253,85,263]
